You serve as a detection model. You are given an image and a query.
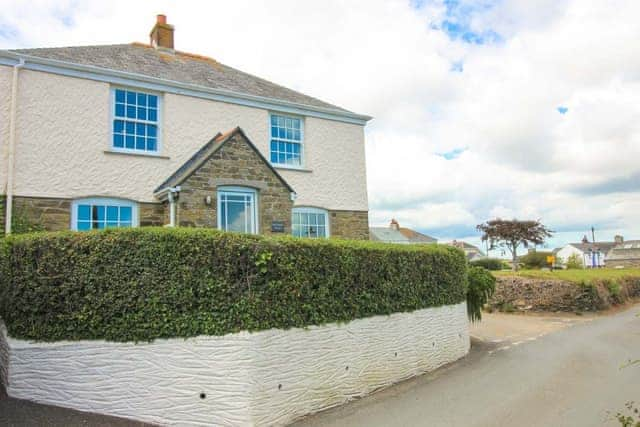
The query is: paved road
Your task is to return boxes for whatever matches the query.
[294,305,640,427]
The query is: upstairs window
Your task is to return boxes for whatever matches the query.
[270,114,302,167]
[292,207,329,238]
[112,88,159,153]
[71,198,138,231]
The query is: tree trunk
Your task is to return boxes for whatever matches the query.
[511,243,518,271]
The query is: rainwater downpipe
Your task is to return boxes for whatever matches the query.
[5,58,25,235]
[167,186,180,227]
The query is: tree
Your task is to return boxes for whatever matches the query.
[565,253,583,269]
[477,219,553,271]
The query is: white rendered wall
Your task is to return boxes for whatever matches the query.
[1,302,469,426]
[0,67,368,212]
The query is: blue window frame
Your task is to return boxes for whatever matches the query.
[270,114,303,167]
[292,207,329,238]
[71,198,138,231]
[113,88,159,153]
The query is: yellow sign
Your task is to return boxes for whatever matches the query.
[546,255,555,265]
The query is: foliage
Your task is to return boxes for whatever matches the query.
[470,257,504,271]
[520,251,554,269]
[565,253,583,269]
[492,268,640,285]
[615,401,640,427]
[0,208,45,238]
[477,219,553,271]
[466,266,496,322]
[0,228,468,342]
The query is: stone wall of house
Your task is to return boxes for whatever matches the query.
[139,202,167,227]
[13,196,71,231]
[607,252,640,268]
[330,210,370,240]
[177,133,293,236]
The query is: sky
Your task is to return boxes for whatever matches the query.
[1,0,639,255]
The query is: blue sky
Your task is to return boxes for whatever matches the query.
[1,0,638,254]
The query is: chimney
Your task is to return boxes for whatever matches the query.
[150,14,174,51]
[614,235,624,244]
[390,219,399,231]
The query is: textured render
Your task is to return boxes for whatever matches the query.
[2,68,368,212]
[0,303,468,426]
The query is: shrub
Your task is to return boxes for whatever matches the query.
[0,228,467,342]
[520,251,553,269]
[470,258,504,271]
[565,253,583,269]
[466,266,496,322]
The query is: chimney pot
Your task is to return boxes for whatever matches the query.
[614,235,624,244]
[390,219,399,231]
[150,14,174,51]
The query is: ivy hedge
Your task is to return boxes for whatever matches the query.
[0,228,467,342]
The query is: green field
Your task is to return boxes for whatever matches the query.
[493,268,640,284]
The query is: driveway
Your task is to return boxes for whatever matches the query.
[1,306,638,426]
[294,305,640,427]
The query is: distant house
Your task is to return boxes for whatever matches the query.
[556,236,618,268]
[606,236,640,268]
[443,240,486,261]
[369,219,437,244]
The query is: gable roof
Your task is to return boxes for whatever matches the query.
[7,44,364,120]
[398,227,437,243]
[154,127,294,195]
[369,227,410,244]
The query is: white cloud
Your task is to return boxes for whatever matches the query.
[1,0,639,246]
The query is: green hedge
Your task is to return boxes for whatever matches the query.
[0,228,467,342]
[470,258,504,271]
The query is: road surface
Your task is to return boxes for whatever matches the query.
[294,305,640,427]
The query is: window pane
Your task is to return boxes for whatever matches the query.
[126,121,135,134]
[136,136,146,150]
[77,221,91,231]
[147,137,157,151]
[106,206,119,222]
[126,105,136,119]
[113,134,124,147]
[137,93,147,106]
[125,135,135,149]
[78,205,91,221]
[136,123,145,136]
[115,103,125,117]
[114,120,124,133]
[115,89,125,103]
[94,205,105,221]
[126,91,136,104]
[120,207,132,222]
[148,95,158,108]
[148,109,157,122]
[137,107,147,120]
[148,125,157,137]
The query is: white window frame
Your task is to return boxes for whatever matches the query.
[70,198,139,231]
[292,207,330,238]
[269,113,305,169]
[110,86,163,155]
[217,186,259,234]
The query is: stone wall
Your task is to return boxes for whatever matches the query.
[139,202,167,227]
[177,133,293,236]
[490,276,640,312]
[0,302,469,427]
[13,196,71,231]
[330,209,370,240]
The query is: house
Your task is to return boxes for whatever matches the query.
[443,240,486,261]
[555,236,618,268]
[605,236,640,268]
[0,15,371,240]
[369,219,437,244]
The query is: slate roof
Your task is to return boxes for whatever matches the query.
[398,228,437,243]
[154,127,294,195]
[10,43,350,113]
[607,240,640,259]
[369,227,410,244]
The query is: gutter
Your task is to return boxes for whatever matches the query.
[4,58,24,235]
[0,50,373,126]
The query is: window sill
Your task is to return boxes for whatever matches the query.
[104,150,170,159]
[273,165,312,173]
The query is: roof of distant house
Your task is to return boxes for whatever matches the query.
[370,220,437,244]
[566,242,618,253]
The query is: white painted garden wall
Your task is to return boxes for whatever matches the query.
[0,302,469,426]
